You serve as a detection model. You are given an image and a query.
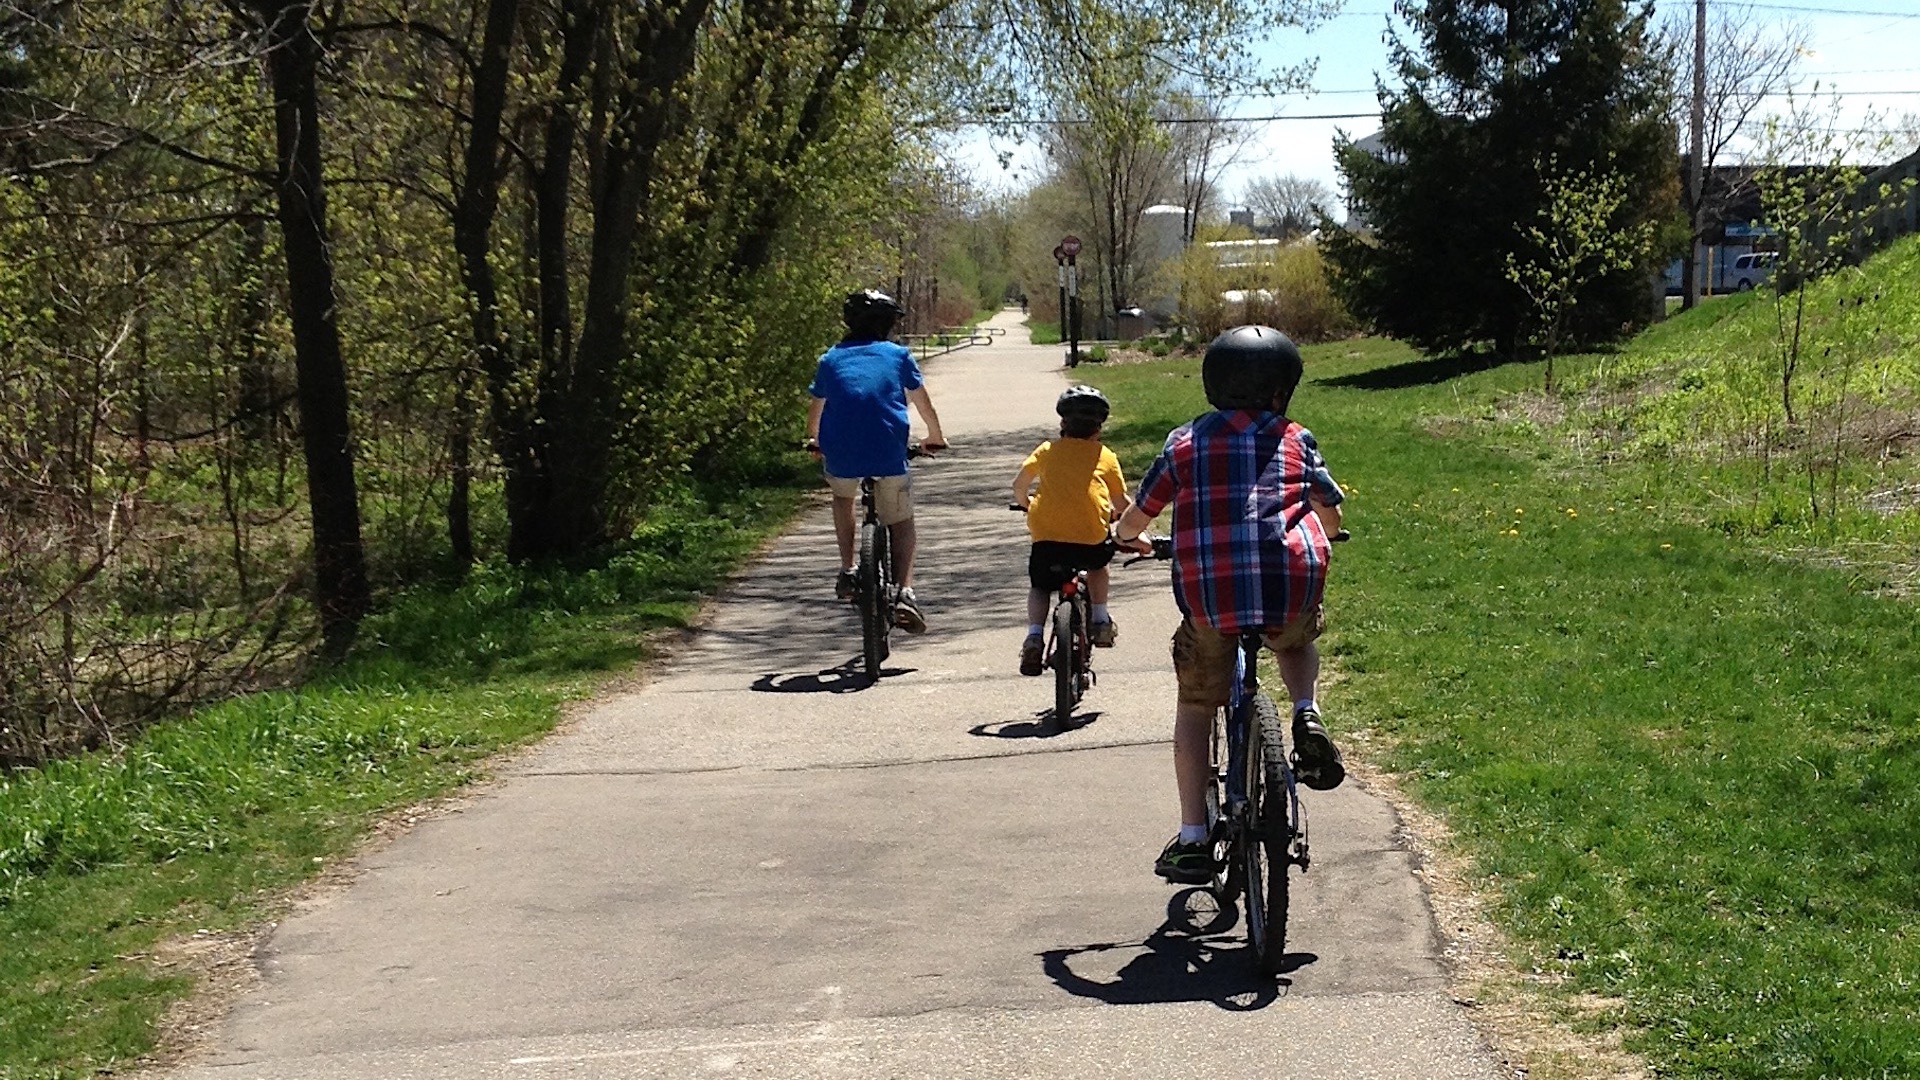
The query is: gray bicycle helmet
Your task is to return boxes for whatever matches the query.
[1201,325,1303,412]
[1055,384,1111,423]
[842,289,904,341]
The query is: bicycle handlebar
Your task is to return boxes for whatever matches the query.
[1122,528,1348,565]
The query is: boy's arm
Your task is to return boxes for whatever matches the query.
[1100,452,1130,518]
[1113,504,1155,551]
[906,386,947,449]
[1312,497,1343,534]
[806,397,825,446]
[1011,463,1039,508]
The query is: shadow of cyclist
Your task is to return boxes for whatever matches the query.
[750,662,918,693]
[967,710,1103,739]
[1039,890,1316,1011]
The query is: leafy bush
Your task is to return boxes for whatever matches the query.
[1161,237,1359,344]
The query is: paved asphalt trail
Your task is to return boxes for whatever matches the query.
[168,310,1507,1079]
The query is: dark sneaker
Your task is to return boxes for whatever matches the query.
[1089,618,1118,648]
[894,588,927,634]
[1291,708,1346,791]
[835,569,857,602]
[1155,836,1215,884]
[1019,633,1045,676]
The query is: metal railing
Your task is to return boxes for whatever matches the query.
[903,325,1005,361]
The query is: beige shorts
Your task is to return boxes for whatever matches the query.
[1170,612,1324,708]
[826,471,913,526]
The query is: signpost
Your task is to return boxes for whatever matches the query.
[1059,235,1082,367]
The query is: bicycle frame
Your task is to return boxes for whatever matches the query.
[1220,636,1307,871]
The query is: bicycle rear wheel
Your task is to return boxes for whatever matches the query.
[1243,693,1291,975]
[859,522,889,680]
[1051,600,1076,727]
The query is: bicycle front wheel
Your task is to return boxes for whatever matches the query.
[859,522,888,680]
[1243,693,1291,975]
[1051,600,1076,727]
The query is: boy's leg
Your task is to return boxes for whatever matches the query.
[1086,565,1117,646]
[1020,587,1048,676]
[889,518,917,587]
[1274,630,1344,791]
[831,496,857,569]
[1276,641,1319,704]
[1173,701,1214,829]
[1156,621,1233,884]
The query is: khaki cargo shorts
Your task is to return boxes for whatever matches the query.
[1171,611,1324,708]
[825,471,913,526]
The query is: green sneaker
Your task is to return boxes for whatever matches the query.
[1154,835,1214,885]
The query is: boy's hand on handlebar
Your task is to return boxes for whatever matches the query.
[1114,532,1155,555]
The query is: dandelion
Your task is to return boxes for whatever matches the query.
[1660,543,1673,550]
[1514,508,1525,516]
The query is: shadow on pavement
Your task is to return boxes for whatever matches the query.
[750,663,919,693]
[968,710,1103,739]
[1039,889,1316,1010]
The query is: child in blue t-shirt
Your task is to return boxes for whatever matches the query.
[805,290,947,632]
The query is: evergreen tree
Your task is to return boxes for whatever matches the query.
[1324,0,1680,355]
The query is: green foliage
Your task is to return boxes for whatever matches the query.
[1088,338,1920,1080]
[1325,0,1679,355]
[1163,235,1359,343]
[1556,234,1920,543]
[0,484,799,1077]
[1027,319,1065,345]
[1504,156,1660,386]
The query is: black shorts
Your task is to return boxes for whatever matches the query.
[1028,540,1114,592]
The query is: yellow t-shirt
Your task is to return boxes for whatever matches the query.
[1022,438,1127,546]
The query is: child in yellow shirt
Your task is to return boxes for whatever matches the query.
[1011,386,1129,675]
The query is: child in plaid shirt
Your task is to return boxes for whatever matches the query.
[1113,325,1347,884]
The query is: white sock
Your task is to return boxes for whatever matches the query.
[1179,823,1209,844]
[1027,623,1044,637]
[1092,603,1110,622]
[1294,698,1318,716]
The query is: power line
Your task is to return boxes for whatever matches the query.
[939,110,1381,126]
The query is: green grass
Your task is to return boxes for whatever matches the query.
[1087,338,1920,1079]
[0,483,804,1079]
[1027,319,1063,345]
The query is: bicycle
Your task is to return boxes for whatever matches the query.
[1125,527,1348,975]
[843,445,933,683]
[1008,507,1141,730]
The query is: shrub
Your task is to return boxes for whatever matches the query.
[1160,237,1359,344]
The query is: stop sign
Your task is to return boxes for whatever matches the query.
[1052,244,1066,262]
[1060,235,1082,258]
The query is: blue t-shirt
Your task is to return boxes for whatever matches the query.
[809,340,924,478]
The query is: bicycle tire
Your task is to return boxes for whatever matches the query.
[1243,693,1291,975]
[860,521,886,680]
[1051,599,1075,727]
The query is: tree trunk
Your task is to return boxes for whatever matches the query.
[450,0,521,568]
[252,0,370,655]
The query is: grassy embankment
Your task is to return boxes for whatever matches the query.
[1087,241,1920,1078]
[0,485,805,1080]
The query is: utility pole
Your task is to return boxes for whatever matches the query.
[1685,0,1706,310]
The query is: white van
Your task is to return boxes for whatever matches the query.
[1729,252,1776,291]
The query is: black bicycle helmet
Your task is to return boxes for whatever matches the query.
[842,288,904,341]
[1055,384,1111,423]
[1201,325,1303,412]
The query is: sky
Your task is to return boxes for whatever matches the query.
[944,0,1920,217]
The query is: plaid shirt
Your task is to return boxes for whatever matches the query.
[1135,411,1345,634]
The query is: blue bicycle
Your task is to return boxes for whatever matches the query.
[1128,528,1347,974]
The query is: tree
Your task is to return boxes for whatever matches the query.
[1243,173,1331,239]
[1503,157,1658,389]
[236,0,372,654]
[1324,0,1680,356]
[1667,7,1805,310]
